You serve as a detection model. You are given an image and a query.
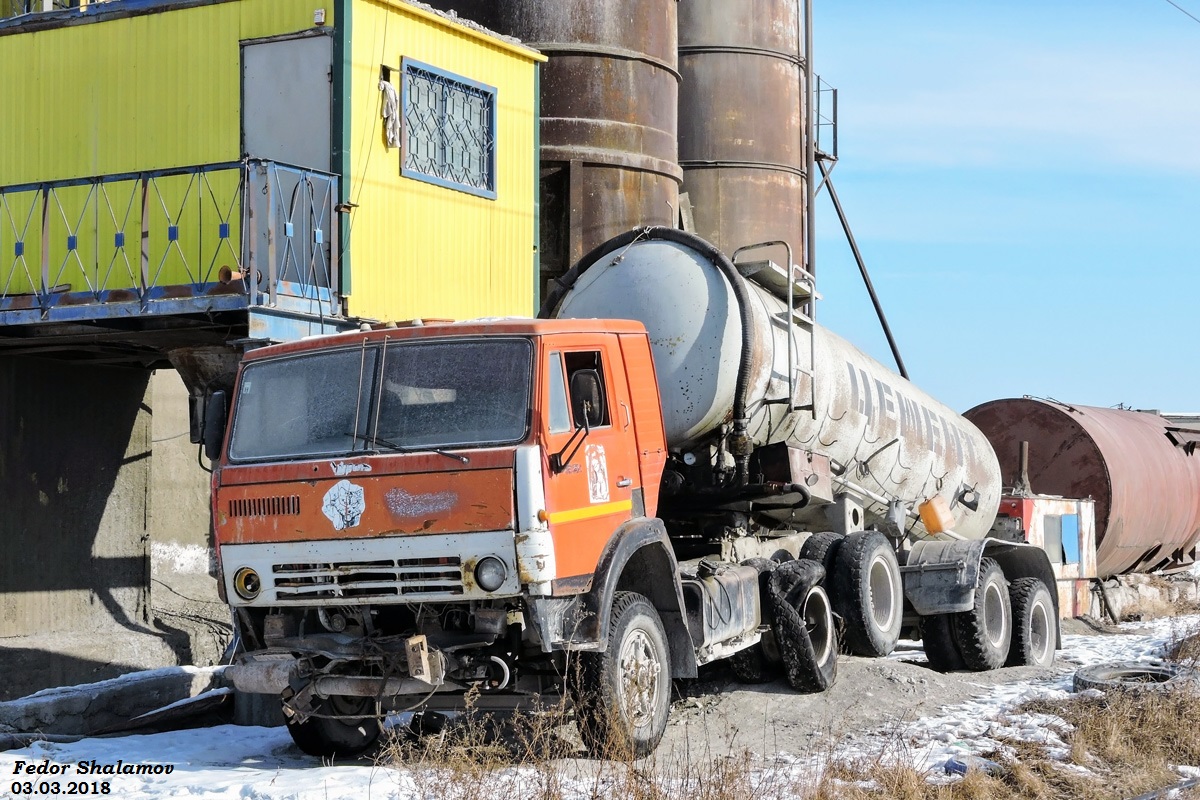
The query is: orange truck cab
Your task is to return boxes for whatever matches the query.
[210,319,732,759]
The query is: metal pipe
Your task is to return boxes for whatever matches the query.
[313,675,458,698]
[816,158,909,379]
[803,0,815,282]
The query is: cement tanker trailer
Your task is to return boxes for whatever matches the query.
[207,226,1061,760]
[542,227,1061,670]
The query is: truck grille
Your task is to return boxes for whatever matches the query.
[229,495,301,518]
[271,556,464,600]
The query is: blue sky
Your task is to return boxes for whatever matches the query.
[810,1,1200,413]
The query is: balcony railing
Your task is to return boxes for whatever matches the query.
[0,158,341,326]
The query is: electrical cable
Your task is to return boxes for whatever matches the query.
[1164,0,1200,25]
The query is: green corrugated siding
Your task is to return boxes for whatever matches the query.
[0,0,321,293]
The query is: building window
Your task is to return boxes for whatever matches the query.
[401,59,497,199]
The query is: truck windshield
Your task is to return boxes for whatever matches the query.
[226,338,532,462]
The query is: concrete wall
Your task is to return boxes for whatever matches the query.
[148,370,214,580]
[0,355,152,637]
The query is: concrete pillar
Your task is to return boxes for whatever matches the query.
[0,355,152,637]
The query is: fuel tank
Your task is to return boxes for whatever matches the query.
[545,232,1002,540]
[965,398,1200,577]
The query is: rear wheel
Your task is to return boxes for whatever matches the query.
[953,557,1012,671]
[1007,577,1056,667]
[575,592,672,759]
[767,559,838,693]
[920,613,965,672]
[831,531,903,657]
[800,532,843,582]
[286,694,382,759]
[729,642,775,684]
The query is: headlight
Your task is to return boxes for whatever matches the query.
[474,557,507,592]
[233,567,262,600]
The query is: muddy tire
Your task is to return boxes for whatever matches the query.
[953,557,1011,671]
[767,559,838,693]
[574,592,672,759]
[729,643,776,683]
[800,532,843,582]
[286,694,382,759]
[1007,577,1057,667]
[831,531,903,657]
[920,613,966,672]
[1073,662,1199,694]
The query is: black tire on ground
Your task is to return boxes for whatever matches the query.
[953,557,1012,671]
[830,531,904,658]
[767,559,838,693]
[800,532,844,582]
[574,591,672,759]
[729,644,775,683]
[920,613,966,672]
[1073,662,1199,694]
[1006,577,1057,668]
[286,694,382,759]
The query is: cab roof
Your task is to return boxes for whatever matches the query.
[242,317,649,362]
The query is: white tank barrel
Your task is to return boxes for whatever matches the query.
[550,234,1002,540]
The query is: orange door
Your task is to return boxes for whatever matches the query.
[540,335,640,590]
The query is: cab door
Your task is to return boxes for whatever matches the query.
[540,335,640,590]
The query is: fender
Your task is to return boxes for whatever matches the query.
[527,516,698,678]
[903,537,1060,642]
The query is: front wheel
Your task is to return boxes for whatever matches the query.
[574,592,672,759]
[286,694,382,759]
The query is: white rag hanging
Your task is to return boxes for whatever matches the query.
[379,78,400,149]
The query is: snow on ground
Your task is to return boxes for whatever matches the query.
[3,616,1197,799]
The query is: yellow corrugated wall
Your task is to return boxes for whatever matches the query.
[0,0,320,294]
[345,0,542,321]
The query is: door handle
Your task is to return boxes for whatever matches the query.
[620,401,630,431]
[616,478,632,488]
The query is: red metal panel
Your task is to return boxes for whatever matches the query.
[215,463,515,545]
[966,398,1200,577]
[617,332,668,517]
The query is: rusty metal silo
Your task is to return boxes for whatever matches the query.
[678,0,808,258]
[965,398,1200,577]
[459,1,682,289]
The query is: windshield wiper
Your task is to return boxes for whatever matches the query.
[346,432,469,464]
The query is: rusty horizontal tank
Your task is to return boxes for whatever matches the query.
[545,230,1003,540]
[678,0,806,257]
[447,0,682,286]
[965,398,1200,577]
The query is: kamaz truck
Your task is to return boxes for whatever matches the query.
[207,229,1059,759]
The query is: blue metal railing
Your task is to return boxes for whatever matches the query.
[0,158,340,325]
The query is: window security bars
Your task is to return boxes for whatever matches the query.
[401,59,497,199]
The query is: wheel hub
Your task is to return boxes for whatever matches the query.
[618,628,662,726]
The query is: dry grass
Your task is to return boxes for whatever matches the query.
[809,684,1200,800]
[374,632,1200,800]
[1164,617,1200,668]
[374,683,1200,800]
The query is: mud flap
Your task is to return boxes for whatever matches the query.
[766,559,837,693]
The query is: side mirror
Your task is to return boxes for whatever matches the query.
[188,394,205,444]
[203,390,228,461]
